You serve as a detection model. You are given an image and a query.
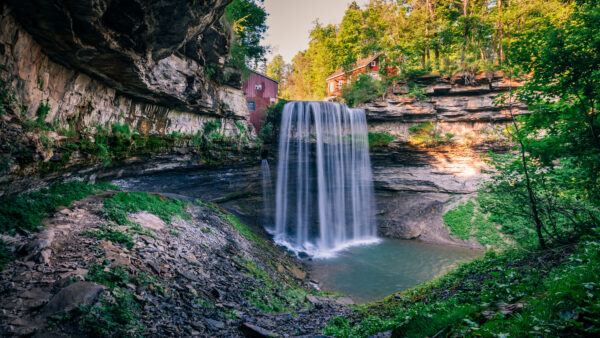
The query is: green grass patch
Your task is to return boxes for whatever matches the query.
[196,199,264,245]
[0,181,117,235]
[81,287,144,337]
[102,192,189,226]
[368,132,395,149]
[83,226,135,250]
[237,257,310,313]
[443,200,506,248]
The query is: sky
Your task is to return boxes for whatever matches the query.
[261,0,370,64]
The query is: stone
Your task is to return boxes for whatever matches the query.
[240,322,279,337]
[334,297,354,306]
[39,282,105,317]
[292,266,306,280]
[129,212,166,231]
[205,318,225,330]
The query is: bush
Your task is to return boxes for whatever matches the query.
[368,132,395,149]
[341,74,384,107]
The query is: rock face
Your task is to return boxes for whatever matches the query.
[0,2,259,195]
[3,0,235,111]
[364,73,522,248]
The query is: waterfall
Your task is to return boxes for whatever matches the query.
[274,101,379,257]
[261,159,274,232]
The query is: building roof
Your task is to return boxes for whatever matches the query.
[325,53,382,81]
[250,69,280,84]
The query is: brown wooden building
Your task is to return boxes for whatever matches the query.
[325,54,383,99]
[242,70,279,132]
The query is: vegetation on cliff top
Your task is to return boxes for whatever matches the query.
[273,0,573,101]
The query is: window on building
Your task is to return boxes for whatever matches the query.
[330,82,334,93]
[338,80,343,89]
[247,101,255,111]
[371,60,377,67]
[270,97,276,104]
[255,84,263,91]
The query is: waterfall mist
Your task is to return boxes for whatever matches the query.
[274,101,379,257]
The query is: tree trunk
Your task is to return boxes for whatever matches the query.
[508,76,547,249]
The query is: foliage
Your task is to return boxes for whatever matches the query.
[81,288,143,337]
[0,181,116,235]
[341,74,384,107]
[479,152,600,249]
[325,232,600,337]
[266,54,286,82]
[102,192,189,226]
[282,0,571,100]
[224,0,268,73]
[443,199,506,248]
[259,99,288,144]
[367,132,395,149]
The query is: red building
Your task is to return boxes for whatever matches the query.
[325,53,391,99]
[243,70,279,132]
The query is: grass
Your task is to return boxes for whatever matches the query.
[195,199,264,245]
[0,181,117,235]
[323,233,600,337]
[443,199,506,248]
[237,257,310,313]
[83,226,135,250]
[368,132,396,149]
[102,192,189,226]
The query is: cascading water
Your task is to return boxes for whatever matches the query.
[274,101,379,257]
[261,159,274,232]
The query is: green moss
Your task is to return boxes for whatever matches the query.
[0,239,15,271]
[0,181,117,235]
[196,199,264,245]
[102,192,189,226]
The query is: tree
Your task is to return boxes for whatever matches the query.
[266,55,286,82]
[224,0,269,73]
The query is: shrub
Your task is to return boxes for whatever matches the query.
[368,132,396,149]
[341,74,384,107]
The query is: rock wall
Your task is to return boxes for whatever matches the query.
[0,2,259,195]
[365,73,525,248]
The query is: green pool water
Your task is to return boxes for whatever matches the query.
[308,239,482,303]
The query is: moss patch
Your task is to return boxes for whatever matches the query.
[0,181,116,235]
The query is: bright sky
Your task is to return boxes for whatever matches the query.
[262,0,370,64]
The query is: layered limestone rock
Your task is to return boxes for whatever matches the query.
[364,73,523,248]
[0,3,259,195]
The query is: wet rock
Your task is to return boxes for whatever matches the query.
[39,282,105,317]
[334,297,355,306]
[240,322,279,337]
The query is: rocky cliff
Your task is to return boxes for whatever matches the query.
[0,1,258,196]
[365,73,525,248]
